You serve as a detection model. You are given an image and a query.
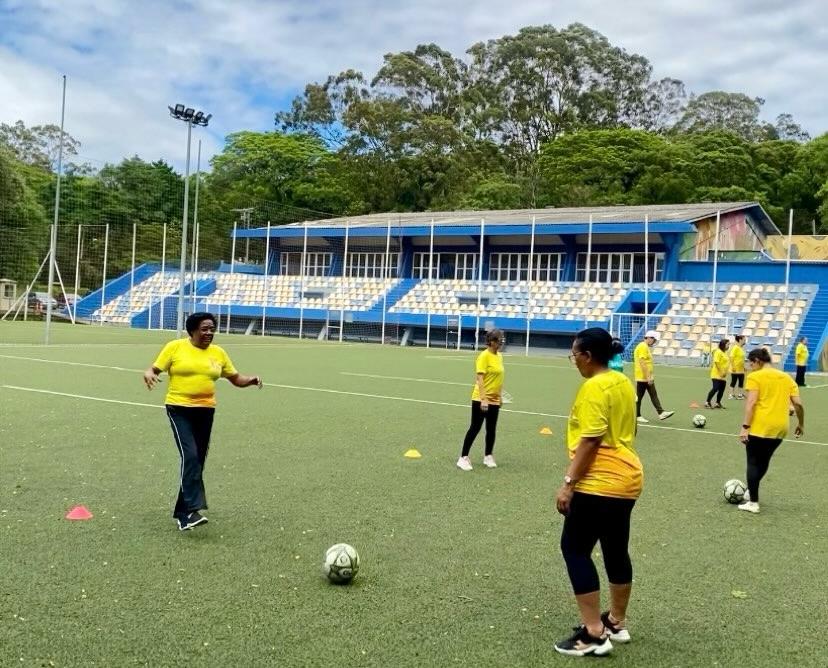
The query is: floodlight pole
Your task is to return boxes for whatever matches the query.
[176,118,193,337]
[169,103,211,337]
[45,74,67,345]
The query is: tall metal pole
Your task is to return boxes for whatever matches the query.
[586,213,593,284]
[160,223,167,329]
[339,220,349,342]
[72,223,82,322]
[45,74,67,345]
[129,222,137,312]
[381,219,391,344]
[644,214,650,329]
[298,222,308,339]
[525,216,536,356]
[190,139,202,300]
[711,211,721,311]
[262,221,271,335]
[100,223,109,326]
[475,218,485,348]
[176,119,193,337]
[227,221,237,335]
[783,209,794,346]
[426,219,434,348]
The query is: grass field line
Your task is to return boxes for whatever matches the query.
[341,371,469,386]
[3,354,825,446]
[2,384,161,408]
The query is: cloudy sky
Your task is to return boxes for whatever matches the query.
[1,0,825,171]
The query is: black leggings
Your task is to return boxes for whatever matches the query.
[730,373,745,389]
[707,379,726,404]
[561,492,636,595]
[745,436,782,503]
[461,401,500,457]
[635,381,664,416]
[166,405,215,518]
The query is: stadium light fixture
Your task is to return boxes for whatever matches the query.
[168,102,212,336]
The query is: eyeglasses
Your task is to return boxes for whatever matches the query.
[568,351,585,363]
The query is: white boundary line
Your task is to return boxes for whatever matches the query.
[2,356,824,447]
[341,372,468,386]
[2,385,160,409]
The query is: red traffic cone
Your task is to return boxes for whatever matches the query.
[65,505,93,520]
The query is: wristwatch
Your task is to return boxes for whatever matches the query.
[741,424,751,429]
[564,475,575,485]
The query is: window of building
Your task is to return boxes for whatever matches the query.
[280,252,332,276]
[345,252,399,278]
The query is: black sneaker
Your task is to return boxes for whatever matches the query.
[600,611,631,643]
[554,625,613,657]
[179,511,208,531]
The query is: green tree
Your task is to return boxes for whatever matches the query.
[0,120,81,170]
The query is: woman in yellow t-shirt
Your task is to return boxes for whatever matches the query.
[728,335,746,400]
[736,347,805,513]
[143,312,262,531]
[456,329,504,471]
[704,338,730,409]
[553,328,639,657]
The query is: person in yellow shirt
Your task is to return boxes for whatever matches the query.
[553,328,640,657]
[728,335,747,400]
[456,329,505,471]
[794,337,809,387]
[704,338,730,409]
[736,347,804,513]
[633,330,674,424]
[143,312,262,531]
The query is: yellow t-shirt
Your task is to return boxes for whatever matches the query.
[730,346,745,374]
[710,349,729,380]
[566,370,642,500]
[470,348,504,404]
[745,367,799,439]
[152,339,238,407]
[633,341,653,382]
[795,343,809,366]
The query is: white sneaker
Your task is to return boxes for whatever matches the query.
[738,501,760,514]
[728,394,735,400]
[636,416,649,424]
[483,455,497,468]
[743,489,750,502]
[456,456,473,471]
[658,411,675,421]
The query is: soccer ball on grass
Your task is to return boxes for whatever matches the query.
[692,414,707,428]
[723,479,747,504]
[323,543,360,583]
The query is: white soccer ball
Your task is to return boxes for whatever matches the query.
[723,479,747,504]
[323,543,360,583]
[692,414,707,428]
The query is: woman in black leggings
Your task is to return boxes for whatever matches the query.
[553,328,641,657]
[456,329,504,471]
[705,338,730,409]
[736,347,804,513]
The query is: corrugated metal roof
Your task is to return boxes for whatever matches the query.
[279,201,777,233]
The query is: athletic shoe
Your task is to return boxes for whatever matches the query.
[600,611,631,643]
[737,501,760,514]
[179,511,208,530]
[714,403,725,409]
[554,626,613,657]
[728,393,735,400]
[704,402,713,409]
[658,411,675,421]
[483,455,497,468]
[456,456,473,472]
[636,416,649,424]
[743,489,750,502]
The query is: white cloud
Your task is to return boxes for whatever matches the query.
[1,0,825,170]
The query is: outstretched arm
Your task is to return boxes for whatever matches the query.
[143,366,163,390]
[226,373,263,389]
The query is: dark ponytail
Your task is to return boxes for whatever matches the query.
[574,327,618,366]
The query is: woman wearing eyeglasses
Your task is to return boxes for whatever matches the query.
[456,329,505,471]
[553,328,640,657]
[736,347,804,514]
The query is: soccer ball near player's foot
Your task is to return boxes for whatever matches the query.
[323,543,360,584]
[692,414,707,428]
[723,479,747,504]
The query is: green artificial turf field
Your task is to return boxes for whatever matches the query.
[1,321,826,667]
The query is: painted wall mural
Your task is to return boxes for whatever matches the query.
[764,236,828,261]
[680,211,764,261]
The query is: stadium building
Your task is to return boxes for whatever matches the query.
[66,202,828,371]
